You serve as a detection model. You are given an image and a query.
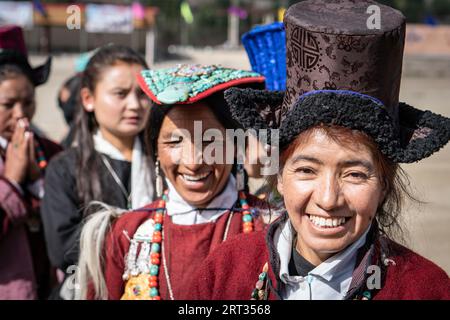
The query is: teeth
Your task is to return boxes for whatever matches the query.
[182,172,210,181]
[308,215,348,228]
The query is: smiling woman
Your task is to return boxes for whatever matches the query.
[187,0,450,300]
[78,64,269,300]
[277,124,407,267]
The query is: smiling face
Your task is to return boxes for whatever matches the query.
[0,74,35,140]
[278,128,386,265]
[81,62,150,140]
[157,103,232,207]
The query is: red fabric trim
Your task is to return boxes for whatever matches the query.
[137,73,265,105]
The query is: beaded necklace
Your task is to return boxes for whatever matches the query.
[35,139,47,169]
[147,190,255,300]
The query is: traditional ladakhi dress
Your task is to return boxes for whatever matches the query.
[187,213,450,300]
[88,175,268,300]
[0,135,62,299]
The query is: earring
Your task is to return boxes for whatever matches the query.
[86,104,94,112]
[155,158,163,198]
[236,164,245,191]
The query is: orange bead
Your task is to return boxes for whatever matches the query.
[152,235,162,243]
[158,200,165,207]
[149,276,158,282]
[242,204,250,210]
[154,214,163,223]
[243,221,253,228]
[153,231,162,237]
[151,257,160,265]
[243,226,253,233]
[149,280,158,288]
[150,253,160,260]
[242,210,251,215]
[152,296,161,300]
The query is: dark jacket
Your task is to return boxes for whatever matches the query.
[41,147,132,271]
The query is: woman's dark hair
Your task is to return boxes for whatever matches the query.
[73,44,148,209]
[0,63,33,84]
[58,73,82,126]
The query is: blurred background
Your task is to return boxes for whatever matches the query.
[2,0,450,273]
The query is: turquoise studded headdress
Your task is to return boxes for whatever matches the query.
[137,64,265,105]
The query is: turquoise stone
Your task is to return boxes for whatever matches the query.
[150,287,158,297]
[150,265,159,276]
[242,214,252,222]
[154,223,162,231]
[258,272,266,281]
[140,66,261,105]
[362,291,371,299]
[156,83,191,104]
[151,243,160,252]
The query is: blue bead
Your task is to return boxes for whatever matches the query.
[150,287,159,297]
[242,214,253,222]
[154,223,162,231]
[150,265,159,276]
[151,243,160,253]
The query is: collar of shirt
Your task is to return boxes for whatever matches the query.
[165,174,238,225]
[275,218,371,299]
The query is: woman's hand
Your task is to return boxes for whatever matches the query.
[3,119,32,185]
[27,131,41,183]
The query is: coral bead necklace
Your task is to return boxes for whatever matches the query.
[148,190,254,300]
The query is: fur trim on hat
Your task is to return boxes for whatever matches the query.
[225,88,450,163]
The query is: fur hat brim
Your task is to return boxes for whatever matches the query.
[224,88,450,163]
[0,50,52,86]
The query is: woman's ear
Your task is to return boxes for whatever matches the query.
[277,173,284,196]
[80,87,94,112]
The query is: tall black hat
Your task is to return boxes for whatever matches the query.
[225,0,450,163]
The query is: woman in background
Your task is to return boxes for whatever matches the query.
[0,25,61,299]
[41,45,154,299]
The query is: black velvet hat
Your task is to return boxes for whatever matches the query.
[225,0,450,163]
[0,25,51,86]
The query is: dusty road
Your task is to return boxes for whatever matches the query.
[30,50,450,273]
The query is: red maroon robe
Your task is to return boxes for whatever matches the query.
[187,215,450,300]
[91,194,267,300]
[0,136,62,299]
